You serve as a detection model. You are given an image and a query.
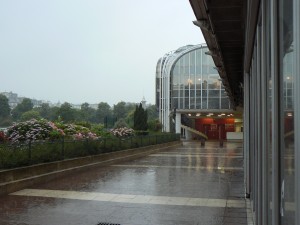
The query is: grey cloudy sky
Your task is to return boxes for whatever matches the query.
[0,0,204,106]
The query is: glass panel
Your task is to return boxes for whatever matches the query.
[170,46,231,110]
[266,1,272,223]
[202,98,208,109]
[279,0,294,224]
[208,90,220,98]
[190,90,195,97]
[221,90,227,97]
[208,98,219,109]
[172,90,179,98]
[202,74,208,90]
[189,73,195,90]
[196,97,201,109]
[180,98,183,109]
[208,75,220,89]
[221,98,230,109]
[196,77,202,89]
[172,98,179,109]
[190,51,195,75]
[185,90,189,98]
[184,54,189,75]
[184,98,189,109]
[210,64,218,74]
[190,97,196,109]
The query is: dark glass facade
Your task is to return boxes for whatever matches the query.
[243,1,296,225]
[189,0,299,224]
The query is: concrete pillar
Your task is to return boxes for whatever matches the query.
[175,113,181,134]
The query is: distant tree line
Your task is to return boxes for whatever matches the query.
[0,94,160,130]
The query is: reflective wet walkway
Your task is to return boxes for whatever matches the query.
[0,141,250,225]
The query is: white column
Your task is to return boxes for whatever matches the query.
[175,113,181,134]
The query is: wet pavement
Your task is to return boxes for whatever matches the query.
[0,141,250,225]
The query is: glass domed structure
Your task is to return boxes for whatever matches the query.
[156,44,238,136]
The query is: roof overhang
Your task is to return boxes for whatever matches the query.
[189,0,246,108]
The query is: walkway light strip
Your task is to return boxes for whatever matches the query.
[11,188,247,208]
[112,164,243,171]
[149,154,243,158]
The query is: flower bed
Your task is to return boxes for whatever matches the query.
[0,132,180,169]
[0,118,181,169]
[110,127,134,137]
[5,119,99,145]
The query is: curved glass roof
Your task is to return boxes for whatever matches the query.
[159,44,207,77]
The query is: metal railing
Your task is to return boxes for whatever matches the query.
[0,133,180,169]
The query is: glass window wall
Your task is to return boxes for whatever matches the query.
[279,0,294,224]
[170,47,231,110]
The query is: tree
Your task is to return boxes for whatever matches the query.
[114,118,129,128]
[133,103,148,131]
[48,106,60,121]
[35,103,51,120]
[148,119,162,132]
[113,101,126,119]
[57,102,75,122]
[80,102,96,123]
[125,109,135,128]
[80,102,90,121]
[0,94,12,126]
[11,98,33,121]
[124,103,136,126]
[96,102,112,124]
[125,103,136,114]
[20,110,41,121]
[0,94,11,119]
[146,104,159,121]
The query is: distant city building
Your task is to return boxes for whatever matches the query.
[0,91,26,109]
[89,104,98,110]
[71,104,81,110]
[31,99,49,108]
[71,103,99,109]
[0,91,60,109]
[51,101,61,107]
[1,91,19,109]
[0,91,108,111]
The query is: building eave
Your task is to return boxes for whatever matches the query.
[189,0,246,108]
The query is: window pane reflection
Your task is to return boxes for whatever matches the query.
[170,47,231,110]
[279,0,294,224]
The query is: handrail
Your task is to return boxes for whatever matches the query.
[181,125,208,140]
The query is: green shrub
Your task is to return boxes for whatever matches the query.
[114,118,129,128]
[91,124,111,137]
[74,121,91,129]
[148,119,162,132]
[134,130,149,136]
[0,133,180,169]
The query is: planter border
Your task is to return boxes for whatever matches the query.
[0,141,181,196]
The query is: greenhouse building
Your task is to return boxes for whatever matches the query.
[156,44,243,140]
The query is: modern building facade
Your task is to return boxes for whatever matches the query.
[189,0,298,224]
[156,44,243,140]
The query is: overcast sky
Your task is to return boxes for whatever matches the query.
[0,0,205,106]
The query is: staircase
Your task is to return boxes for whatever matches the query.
[181,125,208,140]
